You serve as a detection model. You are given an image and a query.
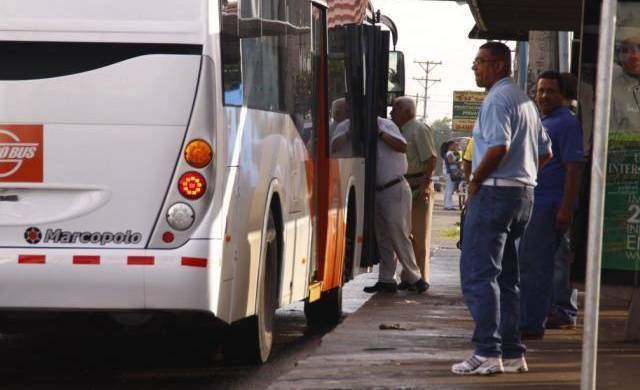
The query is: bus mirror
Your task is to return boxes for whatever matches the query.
[387,51,405,106]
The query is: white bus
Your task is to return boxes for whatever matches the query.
[0,0,403,363]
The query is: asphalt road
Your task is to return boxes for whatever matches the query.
[0,272,376,389]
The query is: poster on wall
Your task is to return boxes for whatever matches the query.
[603,2,640,272]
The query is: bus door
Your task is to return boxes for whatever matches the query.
[308,2,331,285]
[360,25,390,268]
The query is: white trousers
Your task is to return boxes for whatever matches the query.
[444,174,456,209]
[375,179,422,284]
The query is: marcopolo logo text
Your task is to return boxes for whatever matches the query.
[38,229,143,245]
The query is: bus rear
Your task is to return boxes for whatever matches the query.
[0,1,223,312]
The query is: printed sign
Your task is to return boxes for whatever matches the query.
[0,124,43,182]
[452,91,486,132]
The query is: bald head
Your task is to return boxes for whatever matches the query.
[391,96,416,128]
[331,97,349,123]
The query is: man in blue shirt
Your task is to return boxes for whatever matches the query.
[452,42,552,376]
[519,71,584,338]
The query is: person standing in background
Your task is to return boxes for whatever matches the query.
[519,71,583,338]
[391,97,437,289]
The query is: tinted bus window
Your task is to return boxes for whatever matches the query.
[221,0,243,105]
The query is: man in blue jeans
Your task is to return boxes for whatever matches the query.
[452,42,552,375]
[519,71,583,338]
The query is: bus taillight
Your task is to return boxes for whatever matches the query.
[178,172,207,200]
[184,139,213,168]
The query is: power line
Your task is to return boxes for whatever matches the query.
[413,60,442,120]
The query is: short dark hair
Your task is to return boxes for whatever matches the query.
[537,70,565,95]
[479,41,511,70]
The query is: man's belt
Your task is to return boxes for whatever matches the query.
[376,177,403,192]
[482,177,532,188]
[405,172,425,190]
[404,172,423,179]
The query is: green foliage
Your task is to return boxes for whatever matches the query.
[430,117,452,130]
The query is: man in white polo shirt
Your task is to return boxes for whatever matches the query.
[363,116,427,294]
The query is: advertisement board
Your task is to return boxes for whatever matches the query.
[452,90,485,131]
[602,2,640,272]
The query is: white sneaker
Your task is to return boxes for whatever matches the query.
[451,355,504,375]
[503,356,529,373]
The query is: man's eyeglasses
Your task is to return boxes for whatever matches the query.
[472,59,498,66]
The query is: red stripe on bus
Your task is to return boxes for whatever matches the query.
[73,256,100,265]
[181,257,208,268]
[127,256,154,266]
[18,255,45,264]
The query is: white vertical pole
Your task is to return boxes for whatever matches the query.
[559,31,570,73]
[517,41,529,93]
[581,1,617,389]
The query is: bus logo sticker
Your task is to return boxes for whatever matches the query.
[23,228,143,245]
[24,227,42,244]
[0,125,43,182]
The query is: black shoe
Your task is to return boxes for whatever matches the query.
[545,314,577,330]
[520,329,545,340]
[397,280,412,290]
[414,279,429,294]
[363,281,398,293]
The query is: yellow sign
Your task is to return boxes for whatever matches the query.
[452,91,486,132]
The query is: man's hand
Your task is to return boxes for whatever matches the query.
[556,206,572,232]
[468,181,480,198]
[420,180,432,200]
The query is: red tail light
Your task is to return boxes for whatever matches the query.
[178,171,207,200]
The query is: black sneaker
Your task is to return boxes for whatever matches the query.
[363,281,398,293]
[414,279,429,294]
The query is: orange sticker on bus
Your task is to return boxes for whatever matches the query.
[0,124,43,183]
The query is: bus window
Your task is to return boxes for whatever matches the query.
[221,0,242,106]
[287,0,313,145]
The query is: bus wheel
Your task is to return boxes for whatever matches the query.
[223,210,279,364]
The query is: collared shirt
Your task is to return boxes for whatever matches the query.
[472,77,552,186]
[535,106,584,206]
[611,65,640,133]
[400,118,437,175]
[377,117,407,186]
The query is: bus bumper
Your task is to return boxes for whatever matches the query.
[0,239,224,316]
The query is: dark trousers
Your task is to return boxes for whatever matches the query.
[460,185,533,358]
[519,204,577,333]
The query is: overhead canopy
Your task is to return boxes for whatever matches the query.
[466,0,582,40]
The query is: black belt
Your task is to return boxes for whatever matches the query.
[376,177,403,192]
[404,172,423,179]
[405,172,423,190]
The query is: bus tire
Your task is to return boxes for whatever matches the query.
[223,209,279,364]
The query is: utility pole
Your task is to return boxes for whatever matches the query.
[413,60,442,120]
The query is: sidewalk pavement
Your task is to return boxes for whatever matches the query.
[270,193,640,389]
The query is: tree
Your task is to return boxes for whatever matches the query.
[430,116,452,131]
